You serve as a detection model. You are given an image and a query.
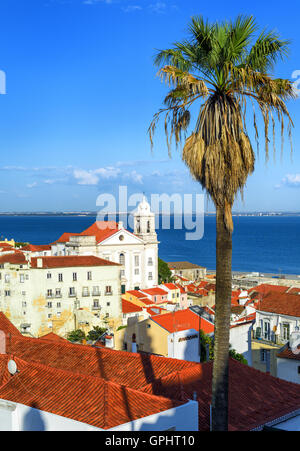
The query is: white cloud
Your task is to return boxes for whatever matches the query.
[26,182,38,189]
[73,169,99,185]
[278,173,300,188]
[73,166,121,185]
[123,5,142,12]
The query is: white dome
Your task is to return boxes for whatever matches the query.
[135,196,154,216]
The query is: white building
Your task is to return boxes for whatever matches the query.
[51,197,159,292]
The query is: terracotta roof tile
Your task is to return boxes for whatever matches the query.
[151,309,214,334]
[31,255,119,268]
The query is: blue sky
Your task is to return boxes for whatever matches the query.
[0,0,299,212]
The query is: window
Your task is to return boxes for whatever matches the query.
[147,220,150,233]
[73,272,77,281]
[260,349,270,363]
[82,287,89,296]
[55,289,61,297]
[107,302,110,307]
[93,300,99,308]
[148,257,153,266]
[57,312,61,317]
[47,273,52,279]
[92,286,100,296]
[69,287,75,297]
[134,268,139,275]
[87,271,92,281]
[105,286,112,295]
[120,269,125,277]
[48,313,52,319]
[5,274,10,283]
[19,274,25,283]
[47,302,52,308]
[57,302,61,308]
[4,290,10,297]
[134,255,139,267]
[47,289,53,298]
[58,273,63,282]
[22,301,27,308]
[119,253,125,265]
[263,320,270,340]
[282,323,290,341]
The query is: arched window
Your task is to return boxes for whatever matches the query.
[119,253,125,265]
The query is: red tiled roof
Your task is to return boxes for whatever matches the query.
[162,283,179,290]
[0,313,300,431]
[141,358,300,431]
[126,290,149,299]
[0,312,22,337]
[277,345,300,361]
[80,221,119,244]
[151,309,214,334]
[54,232,82,243]
[30,255,119,268]
[257,292,300,318]
[0,356,184,429]
[39,332,69,343]
[0,253,27,265]
[141,288,168,296]
[122,299,143,314]
[22,244,51,252]
[249,284,289,297]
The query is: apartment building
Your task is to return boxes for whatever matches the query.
[0,253,122,337]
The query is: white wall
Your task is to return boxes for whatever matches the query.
[168,329,200,362]
[277,357,300,384]
[109,400,198,431]
[0,399,198,432]
[229,322,253,363]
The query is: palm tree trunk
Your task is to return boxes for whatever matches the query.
[211,205,232,431]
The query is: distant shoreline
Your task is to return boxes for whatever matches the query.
[0,212,299,217]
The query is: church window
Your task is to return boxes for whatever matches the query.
[119,253,125,265]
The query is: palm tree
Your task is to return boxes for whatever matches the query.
[148,15,295,431]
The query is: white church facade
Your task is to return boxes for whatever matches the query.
[51,197,159,292]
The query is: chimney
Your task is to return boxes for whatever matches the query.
[37,258,43,268]
[0,330,6,354]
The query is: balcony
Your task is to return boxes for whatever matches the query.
[92,291,100,297]
[105,291,113,296]
[69,292,77,298]
[92,305,101,310]
[82,291,90,297]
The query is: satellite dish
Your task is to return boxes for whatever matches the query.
[7,359,17,375]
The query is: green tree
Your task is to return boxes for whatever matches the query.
[67,329,86,343]
[87,326,107,342]
[149,15,295,430]
[158,257,174,284]
[199,329,248,365]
